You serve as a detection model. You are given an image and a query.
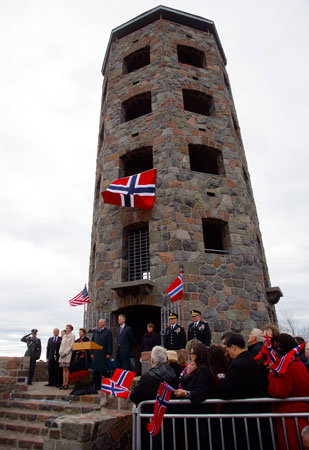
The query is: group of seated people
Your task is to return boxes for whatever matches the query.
[130,324,309,450]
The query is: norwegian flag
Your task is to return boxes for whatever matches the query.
[254,336,279,366]
[166,272,183,303]
[111,369,136,389]
[270,342,306,374]
[101,377,130,398]
[101,169,156,210]
[147,383,173,436]
[69,286,90,307]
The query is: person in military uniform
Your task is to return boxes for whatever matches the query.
[21,329,42,385]
[164,313,186,350]
[187,310,211,346]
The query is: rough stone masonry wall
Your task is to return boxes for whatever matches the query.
[88,17,276,341]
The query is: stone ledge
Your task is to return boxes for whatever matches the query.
[266,286,283,305]
[110,280,154,297]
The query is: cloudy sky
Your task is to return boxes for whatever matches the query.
[1,0,308,357]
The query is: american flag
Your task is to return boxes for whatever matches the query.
[101,168,156,210]
[69,286,90,307]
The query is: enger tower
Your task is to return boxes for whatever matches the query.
[85,6,282,352]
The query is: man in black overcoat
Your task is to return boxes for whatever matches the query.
[46,328,61,386]
[115,314,134,371]
[187,310,211,345]
[214,333,269,450]
[164,312,186,350]
[91,318,113,390]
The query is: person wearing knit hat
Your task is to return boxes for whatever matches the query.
[268,333,309,450]
[188,310,211,346]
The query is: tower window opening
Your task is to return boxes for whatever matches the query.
[98,123,104,150]
[177,45,206,69]
[183,89,215,117]
[120,147,153,177]
[102,81,108,104]
[121,91,152,122]
[123,46,150,74]
[232,114,241,142]
[95,174,101,201]
[223,72,230,91]
[189,144,224,175]
[202,219,229,254]
[124,224,150,281]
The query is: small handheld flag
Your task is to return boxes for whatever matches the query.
[69,286,90,307]
[101,378,130,398]
[166,272,183,303]
[147,382,173,436]
[111,369,136,389]
[270,342,306,374]
[102,168,156,210]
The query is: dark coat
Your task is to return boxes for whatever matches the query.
[46,336,61,362]
[21,334,41,360]
[180,365,215,407]
[141,331,161,352]
[70,336,91,372]
[115,325,133,359]
[164,324,186,350]
[187,321,211,346]
[91,327,113,372]
[247,341,263,358]
[130,363,176,405]
[214,350,268,411]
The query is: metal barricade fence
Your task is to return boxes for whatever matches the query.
[132,397,309,450]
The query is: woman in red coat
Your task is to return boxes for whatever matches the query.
[268,333,309,450]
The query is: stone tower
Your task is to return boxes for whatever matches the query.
[86,6,282,346]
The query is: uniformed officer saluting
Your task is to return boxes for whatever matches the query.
[188,310,211,346]
[21,329,42,385]
[164,312,186,350]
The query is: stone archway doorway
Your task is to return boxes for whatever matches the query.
[111,305,161,374]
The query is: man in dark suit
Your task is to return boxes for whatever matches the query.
[187,310,211,345]
[164,312,186,350]
[45,328,61,386]
[115,314,134,371]
[92,318,113,390]
[214,333,268,450]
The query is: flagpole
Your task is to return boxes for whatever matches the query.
[180,269,184,328]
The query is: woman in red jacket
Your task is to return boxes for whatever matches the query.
[268,333,309,450]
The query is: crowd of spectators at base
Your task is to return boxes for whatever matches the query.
[130,323,309,450]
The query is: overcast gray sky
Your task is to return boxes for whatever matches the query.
[1,0,308,357]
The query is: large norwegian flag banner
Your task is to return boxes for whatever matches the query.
[111,369,136,389]
[147,383,173,436]
[101,168,156,210]
[166,272,183,303]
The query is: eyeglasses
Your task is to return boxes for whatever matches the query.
[190,351,196,355]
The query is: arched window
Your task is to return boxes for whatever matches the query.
[121,92,152,122]
[189,144,224,175]
[177,45,206,69]
[123,46,150,74]
[183,89,215,117]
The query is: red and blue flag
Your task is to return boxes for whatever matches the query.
[111,368,136,389]
[166,272,183,303]
[69,286,90,307]
[101,377,130,398]
[270,342,306,374]
[101,168,156,210]
[147,383,173,436]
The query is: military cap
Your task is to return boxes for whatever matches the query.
[31,329,38,333]
[169,312,178,319]
[190,310,201,317]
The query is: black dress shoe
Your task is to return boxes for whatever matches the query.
[45,383,52,386]
[27,382,32,385]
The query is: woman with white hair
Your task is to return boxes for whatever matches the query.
[130,345,176,404]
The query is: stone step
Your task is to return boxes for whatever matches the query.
[0,417,47,436]
[0,399,101,415]
[0,431,44,449]
[0,406,63,423]
[12,390,101,405]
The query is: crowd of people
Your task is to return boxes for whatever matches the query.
[21,312,309,449]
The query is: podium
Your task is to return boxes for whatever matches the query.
[72,341,103,351]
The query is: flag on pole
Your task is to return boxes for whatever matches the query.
[111,369,136,389]
[166,272,183,303]
[147,382,173,436]
[270,342,306,374]
[101,377,130,398]
[101,168,156,210]
[69,286,90,307]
